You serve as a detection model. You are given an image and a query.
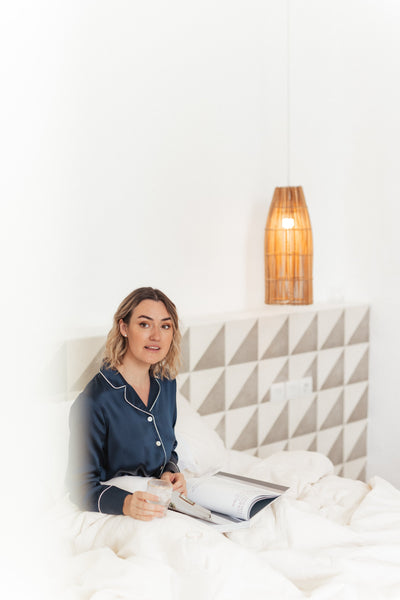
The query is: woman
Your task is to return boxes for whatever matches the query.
[67,287,187,521]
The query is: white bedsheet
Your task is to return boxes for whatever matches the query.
[50,451,400,600]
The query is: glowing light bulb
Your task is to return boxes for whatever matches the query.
[282,217,294,229]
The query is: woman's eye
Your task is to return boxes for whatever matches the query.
[139,322,149,328]
[162,324,171,330]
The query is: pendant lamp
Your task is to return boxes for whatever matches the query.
[264,186,313,305]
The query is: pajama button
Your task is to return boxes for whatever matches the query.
[147,416,153,422]
[156,441,161,446]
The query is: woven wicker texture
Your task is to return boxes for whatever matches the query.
[265,186,313,304]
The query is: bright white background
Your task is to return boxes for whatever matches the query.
[1,1,400,595]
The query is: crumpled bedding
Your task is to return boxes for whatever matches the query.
[50,451,400,600]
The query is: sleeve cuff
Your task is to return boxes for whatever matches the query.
[98,485,131,515]
[164,460,180,474]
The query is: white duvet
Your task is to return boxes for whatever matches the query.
[50,449,400,600]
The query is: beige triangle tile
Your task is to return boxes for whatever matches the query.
[348,349,369,385]
[258,357,289,403]
[344,382,368,423]
[215,415,226,445]
[347,388,368,423]
[189,368,225,412]
[288,433,317,452]
[317,426,343,463]
[189,323,224,371]
[344,344,369,384]
[197,371,225,416]
[228,322,258,366]
[259,315,289,360]
[257,441,289,459]
[320,390,344,430]
[342,458,367,480]
[177,373,190,401]
[260,402,289,445]
[318,309,344,350]
[225,406,258,449]
[345,305,369,345]
[359,465,367,482]
[343,420,368,462]
[180,329,190,373]
[321,352,344,390]
[225,318,257,365]
[225,362,258,410]
[289,395,316,437]
[289,312,317,354]
[348,310,369,345]
[292,397,317,438]
[317,348,344,390]
[229,365,258,410]
[194,325,225,371]
[347,425,367,462]
[334,464,344,477]
[289,352,317,384]
[243,448,259,457]
[272,360,289,384]
[202,412,225,444]
[232,409,258,451]
[258,401,288,445]
[317,387,344,429]
[327,429,343,465]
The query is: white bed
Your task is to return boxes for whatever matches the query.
[48,392,400,600]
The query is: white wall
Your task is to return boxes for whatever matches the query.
[2,0,288,345]
[289,0,400,488]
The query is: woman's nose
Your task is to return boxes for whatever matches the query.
[150,326,161,340]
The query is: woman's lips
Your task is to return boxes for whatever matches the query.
[145,345,160,351]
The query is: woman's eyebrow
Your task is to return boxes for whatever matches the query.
[137,315,172,321]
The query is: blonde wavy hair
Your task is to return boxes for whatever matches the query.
[103,287,181,379]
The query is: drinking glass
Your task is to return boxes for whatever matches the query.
[146,478,173,516]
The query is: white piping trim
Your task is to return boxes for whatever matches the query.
[122,384,167,468]
[149,380,166,466]
[98,485,112,513]
[99,370,125,390]
[123,388,150,416]
[149,378,161,412]
[152,417,167,468]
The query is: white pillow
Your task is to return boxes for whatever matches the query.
[247,450,334,497]
[175,393,228,477]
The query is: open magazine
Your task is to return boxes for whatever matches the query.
[169,471,288,530]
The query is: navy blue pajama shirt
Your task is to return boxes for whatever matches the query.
[67,366,180,515]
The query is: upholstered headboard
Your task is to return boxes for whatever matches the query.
[55,303,369,482]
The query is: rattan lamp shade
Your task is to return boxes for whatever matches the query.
[264,186,313,305]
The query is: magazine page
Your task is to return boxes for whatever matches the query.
[186,472,287,520]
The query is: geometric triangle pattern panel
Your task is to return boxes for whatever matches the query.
[178,305,369,480]
[63,304,369,482]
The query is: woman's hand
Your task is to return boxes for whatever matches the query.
[161,471,187,495]
[122,491,166,521]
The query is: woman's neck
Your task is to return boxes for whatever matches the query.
[119,357,151,405]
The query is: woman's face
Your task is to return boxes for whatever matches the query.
[119,299,174,369]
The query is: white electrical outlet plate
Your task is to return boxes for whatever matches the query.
[270,382,286,403]
[300,376,313,394]
[285,380,299,399]
[285,377,313,400]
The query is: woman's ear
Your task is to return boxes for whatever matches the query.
[119,319,128,338]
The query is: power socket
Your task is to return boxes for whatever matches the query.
[270,377,313,402]
[270,382,286,402]
[286,377,313,400]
